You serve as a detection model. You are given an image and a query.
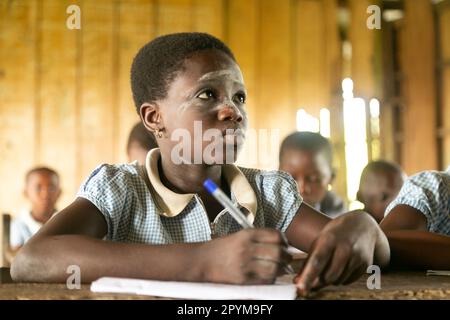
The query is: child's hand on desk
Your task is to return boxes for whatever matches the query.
[202,228,292,285]
[294,211,390,296]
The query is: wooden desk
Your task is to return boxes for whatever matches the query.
[305,271,450,300]
[0,268,449,300]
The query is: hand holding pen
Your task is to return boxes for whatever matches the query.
[204,179,296,276]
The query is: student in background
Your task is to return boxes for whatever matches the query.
[380,166,450,269]
[357,160,405,223]
[126,122,158,165]
[10,167,61,250]
[279,131,345,218]
[12,33,389,296]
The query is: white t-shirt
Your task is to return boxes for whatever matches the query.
[10,209,43,248]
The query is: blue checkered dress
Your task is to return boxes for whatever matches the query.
[385,167,450,236]
[77,163,302,244]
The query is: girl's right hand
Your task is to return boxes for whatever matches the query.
[201,228,292,284]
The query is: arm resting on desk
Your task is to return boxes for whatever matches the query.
[380,204,450,269]
[383,230,450,270]
[10,198,210,283]
[285,203,390,295]
[11,198,292,284]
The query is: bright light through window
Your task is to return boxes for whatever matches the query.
[342,79,369,209]
[319,108,331,138]
[369,98,380,118]
[296,108,331,138]
[369,98,381,159]
[296,109,319,132]
[342,78,354,100]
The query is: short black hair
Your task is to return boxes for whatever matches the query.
[25,167,59,184]
[360,160,405,184]
[131,32,236,113]
[279,131,333,167]
[126,122,158,153]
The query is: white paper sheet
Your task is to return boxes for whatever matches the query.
[91,277,297,300]
[426,270,450,276]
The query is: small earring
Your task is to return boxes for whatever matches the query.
[155,128,163,138]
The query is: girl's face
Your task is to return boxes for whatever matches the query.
[155,50,248,165]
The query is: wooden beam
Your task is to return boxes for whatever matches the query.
[256,0,293,170]
[294,0,327,116]
[226,0,259,167]
[78,0,116,182]
[349,0,381,101]
[380,21,397,162]
[116,0,155,164]
[38,0,78,209]
[438,4,450,167]
[400,0,438,173]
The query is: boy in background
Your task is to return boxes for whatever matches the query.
[279,131,345,218]
[10,167,61,250]
[357,160,405,223]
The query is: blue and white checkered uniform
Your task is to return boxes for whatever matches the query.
[77,159,302,244]
[385,166,450,236]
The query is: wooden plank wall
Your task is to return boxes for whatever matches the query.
[1,1,40,216]
[378,0,447,174]
[6,0,448,215]
[438,2,450,168]
[38,0,79,217]
[1,0,447,216]
[400,0,438,174]
[0,0,344,215]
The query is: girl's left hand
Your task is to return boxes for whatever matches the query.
[294,211,390,296]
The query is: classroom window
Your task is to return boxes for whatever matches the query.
[319,108,331,138]
[296,109,319,133]
[369,98,381,160]
[342,78,369,210]
[296,108,331,138]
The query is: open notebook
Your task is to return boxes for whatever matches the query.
[91,277,297,300]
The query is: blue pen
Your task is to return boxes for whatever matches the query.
[204,179,254,229]
[203,179,296,275]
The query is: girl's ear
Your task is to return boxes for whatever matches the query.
[140,102,164,134]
